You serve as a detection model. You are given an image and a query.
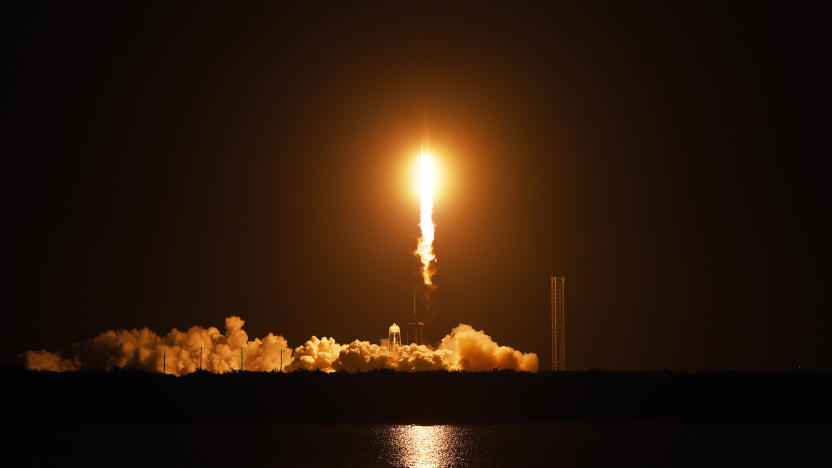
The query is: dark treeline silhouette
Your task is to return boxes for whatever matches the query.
[3,366,830,425]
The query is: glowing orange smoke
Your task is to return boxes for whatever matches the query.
[416,149,437,285]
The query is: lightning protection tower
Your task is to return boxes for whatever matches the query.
[551,276,566,371]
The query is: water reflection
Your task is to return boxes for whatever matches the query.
[383,425,469,467]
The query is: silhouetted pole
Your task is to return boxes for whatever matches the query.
[163,350,166,374]
[200,346,203,371]
[412,289,416,344]
[80,334,85,370]
[241,348,244,371]
[280,347,283,373]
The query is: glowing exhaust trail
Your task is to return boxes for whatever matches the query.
[416,149,437,285]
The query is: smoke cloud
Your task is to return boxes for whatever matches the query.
[22,316,290,376]
[22,318,538,374]
[290,324,538,372]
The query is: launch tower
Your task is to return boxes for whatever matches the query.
[404,290,424,345]
[551,276,566,371]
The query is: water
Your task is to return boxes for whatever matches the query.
[12,422,827,466]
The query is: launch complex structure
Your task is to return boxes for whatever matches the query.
[551,276,566,371]
[405,290,425,346]
[387,290,425,351]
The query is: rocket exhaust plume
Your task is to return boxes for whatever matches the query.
[416,148,437,286]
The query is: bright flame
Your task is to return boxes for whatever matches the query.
[416,149,437,286]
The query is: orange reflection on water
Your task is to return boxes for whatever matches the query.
[387,425,464,467]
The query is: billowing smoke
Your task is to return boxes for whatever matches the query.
[22,318,538,374]
[280,324,537,372]
[23,350,80,372]
[22,316,290,376]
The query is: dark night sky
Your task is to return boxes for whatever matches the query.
[7,3,829,370]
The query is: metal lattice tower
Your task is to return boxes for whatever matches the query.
[405,289,424,345]
[551,276,566,371]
